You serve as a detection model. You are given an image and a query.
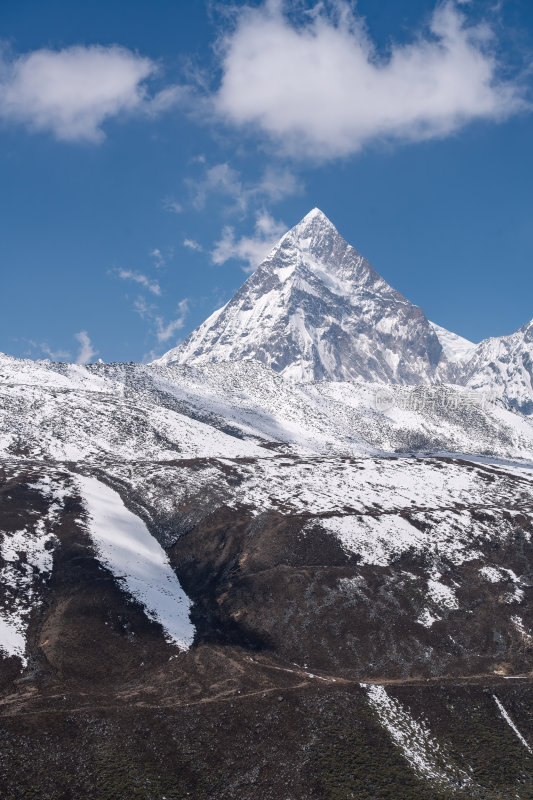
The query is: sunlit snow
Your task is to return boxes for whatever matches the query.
[77,475,194,650]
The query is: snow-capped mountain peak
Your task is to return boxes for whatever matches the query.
[154,210,533,412]
[270,207,378,291]
[287,206,337,236]
[157,209,444,383]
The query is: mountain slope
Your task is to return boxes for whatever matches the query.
[1,353,532,464]
[1,453,532,800]
[462,319,533,415]
[429,321,476,362]
[158,208,445,383]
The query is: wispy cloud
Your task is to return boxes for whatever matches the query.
[26,334,98,363]
[163,198,183,214]
[41,343,71,360]
[213,0,529,159]
[145,84,190,116]
[184,162,302,212]
[150,248,166,268]
[27,339,72,361]
[115,268,162,296]
[133,295,190,345]
[183,238,203,252]
[254,165,303,203]
[133,295,154,320]
[211,210,286,272]
[186,162,244,210]
[155,299,190,342]
[75,330,98,364]
[180,159,300,275]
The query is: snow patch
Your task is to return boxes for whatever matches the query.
[0,520,57,664]
[417,609,440,628]
[426,578,459,611]
[479,566,504,583]
[76,474,194,650]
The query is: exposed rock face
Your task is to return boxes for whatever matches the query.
[158,209,445,383]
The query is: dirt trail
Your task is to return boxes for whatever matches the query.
[0,655,531,719]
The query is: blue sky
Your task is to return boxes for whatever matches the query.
[0,0,532,363]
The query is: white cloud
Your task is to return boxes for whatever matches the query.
[214,0,528,158]
[116,268,162,295]
[75,330,98,364]
[185,161,302,212]
[155,299,190,342]
[211,210,286,272]
[0,44,159,142]
[183,238,203,251]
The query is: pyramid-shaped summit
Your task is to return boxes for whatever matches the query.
[157,209,445,383]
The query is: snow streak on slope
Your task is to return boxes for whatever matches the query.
[77,475,194,650]
[492,694,532,753]
[363,684,472,789]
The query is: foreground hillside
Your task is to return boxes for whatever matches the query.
[0,662,532,800]
[0,459,532,798]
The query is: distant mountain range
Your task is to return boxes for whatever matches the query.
[158,208,533,415]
